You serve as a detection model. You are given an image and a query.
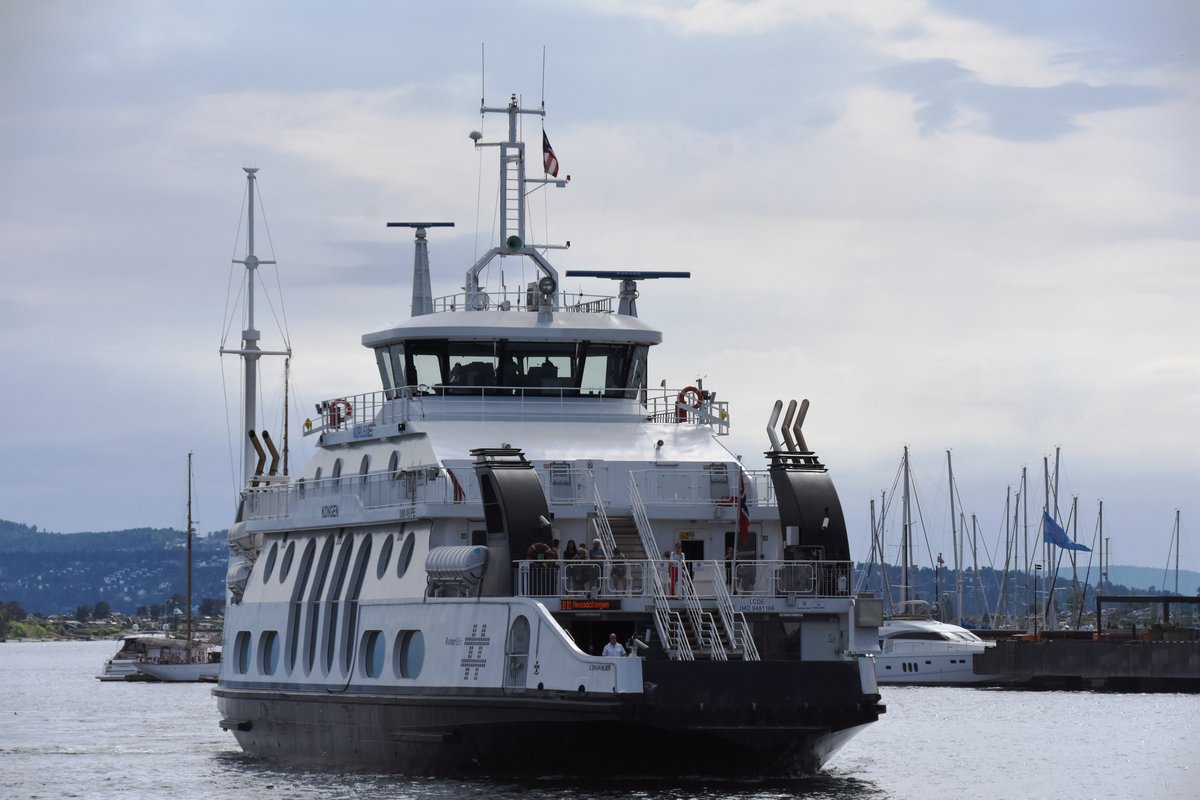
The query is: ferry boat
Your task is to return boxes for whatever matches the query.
[213,92,885,777]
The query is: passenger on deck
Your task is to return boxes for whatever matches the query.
[611,547,627,591]
[563,539,578,560]
[602,633,627,657]
[669,542,685,596]
[588,538,605,559]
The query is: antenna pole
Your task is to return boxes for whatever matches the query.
[220,169,290,489]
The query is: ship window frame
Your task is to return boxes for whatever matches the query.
[376,532,395,580]
[331,458,344,487]
[260,630,280,675]
[234,631,251,674]
[395,629,425,679]
[261,542,279,584]
[396,531,416,579]
[388,450,400,477]
[359,454,371,487]
[362,629,385,678]
[279,541,296,582]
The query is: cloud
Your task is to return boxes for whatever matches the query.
[873,58,1170,140]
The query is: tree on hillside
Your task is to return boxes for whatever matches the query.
[93,600,111,619]
[199,597,224,617]
[74,604,91,623]
[1,600,27,638]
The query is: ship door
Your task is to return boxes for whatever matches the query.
[503,615,531,693]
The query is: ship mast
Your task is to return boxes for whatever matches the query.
[220,168,292,488]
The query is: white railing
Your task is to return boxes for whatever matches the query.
[590,480,617,558]
[242,468,475,520]
[676,565,727,660]
[311,386,734,434]
[694,560,760,660]
[629,477,694,660]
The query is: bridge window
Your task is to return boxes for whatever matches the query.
[391,339,649,399]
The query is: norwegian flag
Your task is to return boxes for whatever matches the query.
[738,473,751,545]
[543,131,559,177]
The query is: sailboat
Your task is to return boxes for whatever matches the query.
[132,453,221,682]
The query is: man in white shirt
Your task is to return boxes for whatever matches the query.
[602,633,626,657]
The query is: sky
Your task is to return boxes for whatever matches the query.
[2,1,1197,577]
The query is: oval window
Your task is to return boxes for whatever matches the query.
[279,541,295,582]
[388,450,400,477]
[396,533,416,579]
[396,629,425,679]
[359,454,371,487]
[261,630,280,675]
[363,630,385,678]
[261,542,279,584]
[332,458,343,486]
[235,631,251,674]
[377,533,394,580]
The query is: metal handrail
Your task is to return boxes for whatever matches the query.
[676,565,727,660]
[629,478,693,661]
[590,478,617,559]
[701,560,760,660]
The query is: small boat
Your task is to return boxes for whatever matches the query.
[97,632,221,682]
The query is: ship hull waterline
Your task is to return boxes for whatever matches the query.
[215,660,884,777]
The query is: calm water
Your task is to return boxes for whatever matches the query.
[1,640,1195,800]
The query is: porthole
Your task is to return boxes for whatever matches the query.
[279,541,296,582]
[262,542,279,584]
[395,629,425,679]
[388,450,400,477]
[314,466,323,482]
[396,533,416,579]
[235,631,251,674]
[260,630,280,675]
[359,454,371,487]
[332,458,343,486]
[377,533,395,580]
[363,630,385,678]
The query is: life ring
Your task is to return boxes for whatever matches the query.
[675,386,702,422]
[328,398,353,427]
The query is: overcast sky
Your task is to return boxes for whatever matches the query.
[2,1,1197,576]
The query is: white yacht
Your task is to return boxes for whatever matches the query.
[875,603,997,685]
[213,91,885,777]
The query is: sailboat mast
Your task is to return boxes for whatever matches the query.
[1174,509,1181,595]
[186,451,193,664]
[947,450,961,626]
[902,446,911,607]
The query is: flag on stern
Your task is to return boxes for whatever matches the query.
[1042,511,1091,551]
[543,131,559,177]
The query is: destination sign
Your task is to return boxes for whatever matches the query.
[561,599,621,611]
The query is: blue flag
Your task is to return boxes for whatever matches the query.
[1042,512,1091,552]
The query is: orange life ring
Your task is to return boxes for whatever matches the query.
[328,398,353,427]
[675,386,702,422]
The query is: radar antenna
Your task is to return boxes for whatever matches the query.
[564,270,690,317]
[388,222,455,317]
